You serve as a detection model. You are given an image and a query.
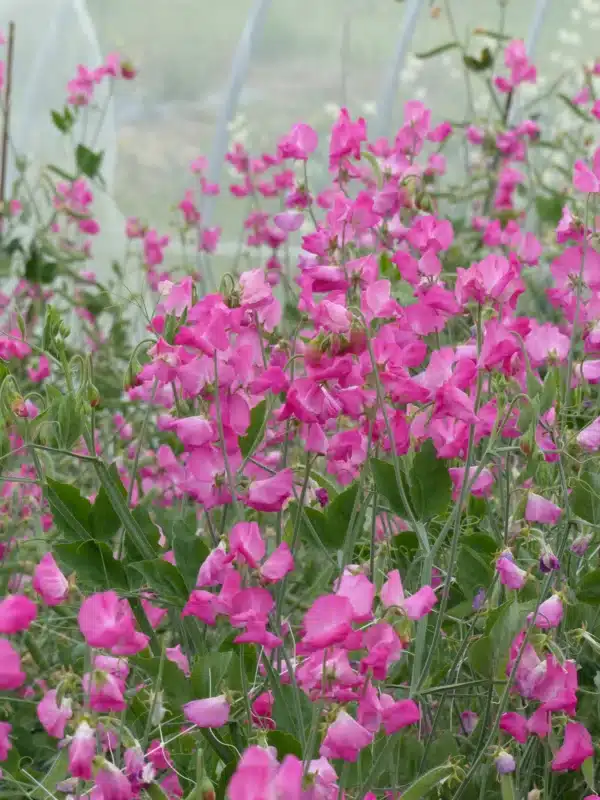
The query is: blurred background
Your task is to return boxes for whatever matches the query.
[0,0,596,272]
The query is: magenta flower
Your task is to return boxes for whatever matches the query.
[381,698,421,735]
[335,568,375,623]
[245,469,294,512]
[0,594,37,634]
[302,594,354,650]
[37,689,72,738]
[0,639,26,690]
[32,553,69,606]
[0,722,11,762]
[165,645,190,677]
[573,147,600,193]
[530,595,563,629]
[552,722,594,772]
[496,552,527,590]
[94,761,133,799]
[380,570,438,620]
[68,721,96,780]
[277,123,318,160]
[320,711,373,762]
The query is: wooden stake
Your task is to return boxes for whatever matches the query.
[0,21,16,215]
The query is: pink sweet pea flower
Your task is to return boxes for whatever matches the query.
[165,645,190,676]
[329,108,367,170]
[229,522,265,568]
[95,761,133,799]
[573,147,600,193]
[380,570,437,620]
[381,698,421,734]
[525,493,562,525]
[83,670,126,713]
[183,696,230,728]
[551,722,594,772]
[32,553,69,606]
[37,689,73,738]
[320,711,373,762]
[69,721,96,780]
[578,416,600,451]
[530,594,563,629]
[499,711,528,743]
[277,123,318,160]
[0,722,11,762]
[245,469,293,512]
[78,591,148,654]
[335,568,375,622]
[0,594,37,633]
[449,466,494,500]
[496,552,527,590]
[360,623,403,680]
[302,594,354,650]
[260,542,294,583]
[0,639,26,690]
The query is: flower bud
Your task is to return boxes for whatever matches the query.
[495,750,516,774]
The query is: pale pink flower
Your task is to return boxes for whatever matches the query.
[183,695,230,728]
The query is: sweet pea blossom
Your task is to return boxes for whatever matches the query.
[551,722,594,772]
[0,594,37,634]
[183,696,230,728]
[380,570,438,620]
[525,493,562,525]
[33,553,69,606]
[320,711,373,762]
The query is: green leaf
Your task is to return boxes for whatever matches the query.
[54,539,128,590]
[415,42,460,59]
[371,458,409,517]
[469,635,493,678]
[463,47,493,72]
[288,502,329,549]
[75,144,104,179]
[238,400,267,458]
[173,520,209,591]
[401,763,456,800]
[31,750,69,800]
[129,559,188,606]
[94,462,157,561]
[324,482,359,549]
[410,440,451,519]
[572,466,600,525]
[46,479,92,541]
[50,106,74,134]
[56,395,83,449]
[535,194,566,226]
[577,569,600,605]
[266,731,303,759]
[145,785,169,800]
[558,93,592,121]
[190,652,234,699]
[89,485,123,543]
[133,654,192,706]
[393,279,419,307]
[457,545,493,595]
[125,506,162,563]
[215,760,237,800]
[272,683,312,738]
[24,246,58,285]
[425,731,458,768]
[582,756,595,792]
